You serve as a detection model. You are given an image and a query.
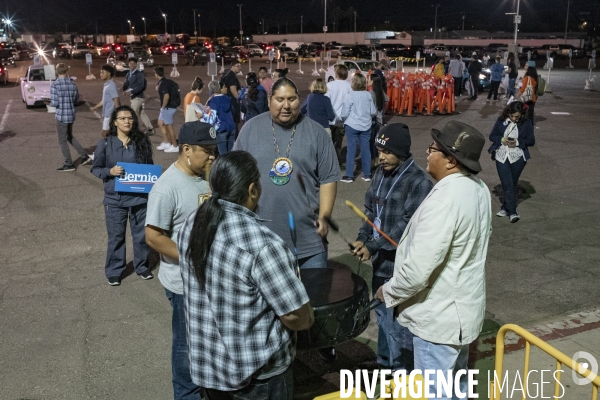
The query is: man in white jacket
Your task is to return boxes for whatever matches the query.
[326,64,352,165]
[376,120,492,400]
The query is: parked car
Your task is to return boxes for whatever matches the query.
[461,57,491,91]
[52,43,73,58]
[71,43,94,59]
[128,46,154,65]
[0,64,9,85]
[215,47,244,64]
[106,55,129,77]
[325,60,379,82]
[100,43,126,58]
[20,64,79,108]
[351,45,370,58]
[424,45,450,59]
[6,44,34,60]
[242,43,264,57]
[185,46,210,66]
[0,49,16,67]
[163,43,186,55]
[276,46,298,63]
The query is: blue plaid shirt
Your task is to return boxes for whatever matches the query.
[177,200,309,391]
[356,157,434,278]
[50,76,79,123]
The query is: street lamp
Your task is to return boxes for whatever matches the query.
[193,9,197,44]
[198,14,201,38]
[354,11,357,44]
[301,15,303,35]
[513,0,521,46]
[141,17,146,36]
[127,20,132,35]
[432,4,440,41]
[564,0,570,43]
[237,4,243,46]
[323,0,328,57]
[163,13,168,37]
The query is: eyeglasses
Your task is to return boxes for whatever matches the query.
[116,117,134,122]
[427,142,444,154]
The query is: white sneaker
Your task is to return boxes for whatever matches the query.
[496,209,508,217]
[156,142,170,150]
[88,153,94,161]
[164,144,179,153]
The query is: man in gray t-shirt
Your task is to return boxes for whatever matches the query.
[145,121,216,399]
[91,64,120,138]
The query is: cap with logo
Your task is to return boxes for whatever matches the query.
[431,120,485,172]
[374,123,412,160]
[178,121,217,146]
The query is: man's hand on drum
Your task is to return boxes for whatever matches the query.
[315,216,329,238]
[351,241,371,261]
[375,286,385,302]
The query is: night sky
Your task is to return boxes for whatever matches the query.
[2,0,597,38]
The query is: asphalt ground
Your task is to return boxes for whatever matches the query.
[0,54,599,399]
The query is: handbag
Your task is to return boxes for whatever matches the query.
[520,77,534,103]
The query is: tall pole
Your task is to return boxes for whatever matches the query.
[432,4,440,41]
[514,0,520,45]
[163,13,168,38]
[193,9,197,44]
[564,0,570,43]
[301,16,303,34]
[462,12,465,31]
[237,4,243,46]
[323,0,327,56]
[142,17,146,37]
[354,11,357,44]
[128,20,132,35]
[198,14,202,37]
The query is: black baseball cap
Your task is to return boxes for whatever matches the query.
[178,121,217,146]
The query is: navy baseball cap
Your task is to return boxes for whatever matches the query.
[178,121,217,146]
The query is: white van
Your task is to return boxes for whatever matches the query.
[280,42,303,51]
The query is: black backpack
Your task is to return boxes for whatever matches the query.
[169,80,181,107]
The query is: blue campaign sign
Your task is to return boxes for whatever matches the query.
[114,162,162,193]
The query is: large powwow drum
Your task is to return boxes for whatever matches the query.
[297,268,370,349]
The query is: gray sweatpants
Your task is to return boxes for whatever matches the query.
[57,121,86,166]
[130,97,153,132]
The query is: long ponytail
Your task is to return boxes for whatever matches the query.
[186,151,261,283]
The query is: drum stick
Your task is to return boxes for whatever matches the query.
[345,200,398,247]
[354,298,382,321]
[288,212,301,280]
[325,217,355,251]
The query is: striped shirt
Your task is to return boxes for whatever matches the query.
[177,200,309,391]
[50,77,79,123]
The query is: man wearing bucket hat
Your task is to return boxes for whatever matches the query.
[376,120,492,399]
[145,121,217,400]
[351,123,433,373]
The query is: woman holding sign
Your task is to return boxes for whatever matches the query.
[91,105,155,286]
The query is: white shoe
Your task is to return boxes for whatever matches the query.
[156,142,170,150]
[164,144,179,153]
[88,153,94,161]
[496,209,508,217]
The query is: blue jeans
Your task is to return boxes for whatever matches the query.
[217,130,235,155]
[104,204,150,278]
[344,125,372,178]
[205,367,293,400]
[413,336,469,400]
[372,276,414,372]
[165,289,202,400]
[298,250,328,269]
[495,158,526,215]
[507,78,516,98]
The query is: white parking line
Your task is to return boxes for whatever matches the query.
[0,99,13,132]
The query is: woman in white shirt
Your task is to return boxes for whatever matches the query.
[487,101,536,223]
[340,73,377,183]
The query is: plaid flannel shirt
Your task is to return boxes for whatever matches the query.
[356,157,434,278]
[177,200,309,391]
[50,77,79,124]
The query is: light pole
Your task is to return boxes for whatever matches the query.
[513,0,521,45]
[301,15,303,35]
[198,14,201,38]
[193,9,197,44]
[127,20,132,35]
[163,13,168,38]
[323,0,327,57]
[432,4,440,41]
[564,0,570,43]
[461,12,465,31]
[142,17,146,36]
[237,4,243,46]
[354,11,357,44]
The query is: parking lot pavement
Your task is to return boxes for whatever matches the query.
[0,56,599,399]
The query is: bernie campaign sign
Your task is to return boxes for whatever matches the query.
[114,162,162,194]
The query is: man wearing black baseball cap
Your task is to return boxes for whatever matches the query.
[145,120,217,399]
[351,123,433,373]
[377,120,492,399]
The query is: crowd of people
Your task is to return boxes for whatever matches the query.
[45,55,538,399]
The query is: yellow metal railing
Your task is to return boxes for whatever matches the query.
[491,323,600,400]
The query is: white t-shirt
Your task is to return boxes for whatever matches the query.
[146,163,210,294]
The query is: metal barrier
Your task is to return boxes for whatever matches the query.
[491,323,600,400]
